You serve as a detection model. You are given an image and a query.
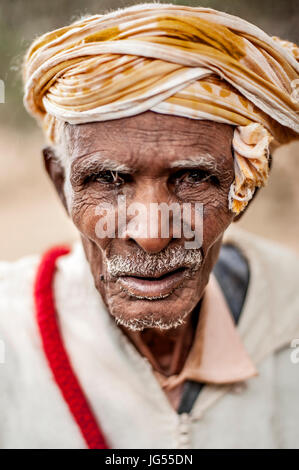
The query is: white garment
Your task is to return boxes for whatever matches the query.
[0,227,299,449]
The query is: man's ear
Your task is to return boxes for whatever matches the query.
[42,147,68,212]
[232,187,259,222]
[232,153,272,223]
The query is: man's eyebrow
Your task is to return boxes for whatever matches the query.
[170,155,219,172]
[71,153,135,181]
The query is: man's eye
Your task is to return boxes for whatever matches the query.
[86,170,124,186]
[172,169,219,186]
[186,169,210,183]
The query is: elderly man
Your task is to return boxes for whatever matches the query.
[0,3,299,449]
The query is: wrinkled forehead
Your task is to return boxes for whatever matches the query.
[60,112,234,172]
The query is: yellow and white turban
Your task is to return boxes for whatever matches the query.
[23,3,299,214]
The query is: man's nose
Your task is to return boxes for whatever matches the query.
[129,235,171,254]
[123,182,173,254]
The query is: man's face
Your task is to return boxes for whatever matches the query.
[55,111,235,330]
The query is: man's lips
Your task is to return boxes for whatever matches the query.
[116,267,189,298]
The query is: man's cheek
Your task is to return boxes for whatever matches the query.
[70,195,102,240]
[201,202,232,249]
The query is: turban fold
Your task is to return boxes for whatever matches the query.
[23,3,299,214]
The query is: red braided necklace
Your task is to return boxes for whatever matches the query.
[34,246,109,449]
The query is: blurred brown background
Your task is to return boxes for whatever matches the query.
[0,0,298,261]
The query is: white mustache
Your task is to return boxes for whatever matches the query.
[106,246,202,278]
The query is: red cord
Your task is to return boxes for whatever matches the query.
[34,246,109,449]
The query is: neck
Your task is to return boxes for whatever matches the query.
[119,303,200,376]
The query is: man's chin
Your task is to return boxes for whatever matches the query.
[107,295,196,332]
[113,311,189,332]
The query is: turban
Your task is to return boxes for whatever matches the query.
[23,3,299,214]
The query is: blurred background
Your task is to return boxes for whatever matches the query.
[0,0,298,261]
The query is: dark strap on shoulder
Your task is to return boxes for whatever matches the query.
[213,243,250,324]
